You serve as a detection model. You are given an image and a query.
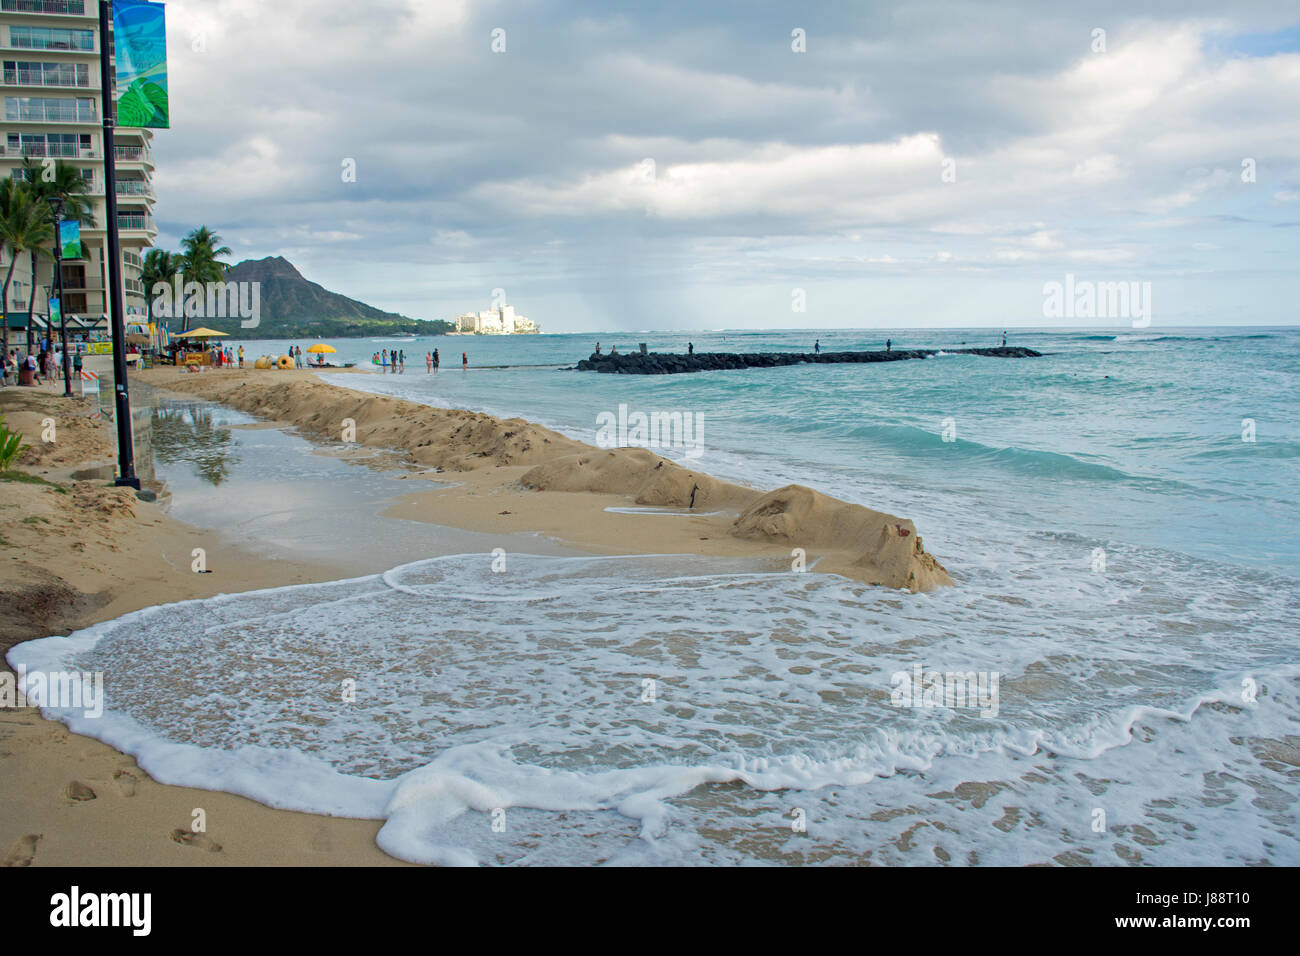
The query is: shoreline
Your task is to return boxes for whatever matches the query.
[2,367,953,866]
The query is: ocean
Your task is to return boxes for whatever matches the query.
[14,326,1300,865]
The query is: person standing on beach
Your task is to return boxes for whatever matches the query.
[238,345,245,368]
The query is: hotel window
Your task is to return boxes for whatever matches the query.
[8,27,94,52]
[2,60,89,87]
[4,96,96,122]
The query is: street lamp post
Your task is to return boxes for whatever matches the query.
[98,0,139,489]
[47,197,73,398]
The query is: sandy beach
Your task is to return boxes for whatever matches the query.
[1,367,950,866]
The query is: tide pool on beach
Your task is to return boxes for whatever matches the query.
[11,326,1300,865]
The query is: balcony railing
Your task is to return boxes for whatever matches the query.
[5,100,97,122]
[5,36,95,53]
[123,278,145,296]
[113,145,151,162]
[3,69,94,89]
[2,0,89,14]
[0,142,98,159]
[117,213,154,231]
[122,250,142,269]
[114,179,154,197]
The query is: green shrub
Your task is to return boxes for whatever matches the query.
[0,416,29,470]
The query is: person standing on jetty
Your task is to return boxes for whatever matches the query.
[688,342,694,355]
[814,339,820,354]
[886,339,891,352]
[462,351,468,369]
[1002,331,1007,347]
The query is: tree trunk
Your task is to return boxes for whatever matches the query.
[1,255,15,367]
[25,248,37,356]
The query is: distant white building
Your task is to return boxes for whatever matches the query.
[454,302,539,334]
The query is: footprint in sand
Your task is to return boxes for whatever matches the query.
[169,829,222,853]
[2,834,42,867]
[113,769,139,797]
[64,781,97,803]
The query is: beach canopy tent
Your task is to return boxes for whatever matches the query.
[174,327,228,340]
[172,327,229,367]
[3,311,48,331]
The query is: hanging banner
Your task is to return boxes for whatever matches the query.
[113,0,170,129]
[59,219,81,259]
[49,296,61,327]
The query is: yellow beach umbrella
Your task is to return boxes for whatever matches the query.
[306,343,336,353]
[175,327,229,338]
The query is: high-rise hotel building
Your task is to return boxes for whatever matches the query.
[1,0,157,334]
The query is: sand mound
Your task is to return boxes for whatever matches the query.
[733,485,954,591]
[519,448,745,509]
[141,368,954,591]
[139,371,585,471]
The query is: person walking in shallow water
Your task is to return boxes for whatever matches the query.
[462,351,468,369]
[433,348,440,371]
[426,351,432,373]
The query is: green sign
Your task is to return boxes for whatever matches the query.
[59,219,81,259]
[113,0,169,129]
[49,295,61,326]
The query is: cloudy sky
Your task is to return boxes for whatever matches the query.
[153,0,1299,331]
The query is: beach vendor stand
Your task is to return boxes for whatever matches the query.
[172,328,228,367]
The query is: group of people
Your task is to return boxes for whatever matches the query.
[375,348,407,372]
[207,345,245,368]
[1,338,84,387]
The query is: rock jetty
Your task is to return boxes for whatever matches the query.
[576,346,1041,374]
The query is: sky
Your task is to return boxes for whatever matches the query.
[152,0,1300,332]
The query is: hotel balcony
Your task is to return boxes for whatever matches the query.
[0,141,99,159]
[112,143,154,169]
[114,178,154,199]
[1,0,93,16]
[117,211,156,239]
[2,68,98,90]
[4,99,97,123]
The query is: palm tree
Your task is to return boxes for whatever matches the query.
[178,227,232,333]
[0,177,53,363]
[20,160,94,355]
[141,247,181,326]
